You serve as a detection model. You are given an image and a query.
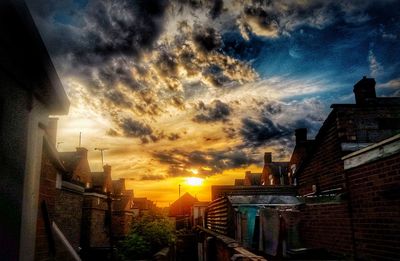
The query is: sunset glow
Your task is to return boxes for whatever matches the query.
[185,177,204,186]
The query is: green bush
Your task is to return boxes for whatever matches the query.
[119,210,175,260]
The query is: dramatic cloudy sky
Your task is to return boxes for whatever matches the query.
[26,0,400,206]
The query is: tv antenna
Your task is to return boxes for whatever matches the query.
[94,147,109,166]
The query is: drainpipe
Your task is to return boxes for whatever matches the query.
[343,171,357,259]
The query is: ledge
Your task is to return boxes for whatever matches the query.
[342,134,400,170]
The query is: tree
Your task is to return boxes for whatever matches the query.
[118,210,175,260]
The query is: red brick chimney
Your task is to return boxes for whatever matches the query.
[76,147,88,159]
[295,128,307,145]
[47,117,58,145]
[353,76,376,105]
[264,152,272,164]
[103,164,112,192]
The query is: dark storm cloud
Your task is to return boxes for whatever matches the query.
[203,65,231,87]
[193,100,231,123]
[237,0,400,41]
[152,148,257,176]
[263,101,282,115]
[240,99,324,147]
[104,90,132,108]
[95,59,141,90]
[28,0,168,59]
[209,0,223,19]
[120,118,154,141]
[193,26,222,53]
[120,118,152,136]
[155,50,179,77]
[88,0,168,58]
[240,117,288,147]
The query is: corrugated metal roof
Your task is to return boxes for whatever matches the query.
[227,195,301,206]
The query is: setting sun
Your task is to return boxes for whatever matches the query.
[185,177,204,186]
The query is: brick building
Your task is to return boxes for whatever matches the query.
[294,77,400,196]
[131,197,156,217]
[261,152,289,185]
[111,179,135,240]
[292,77,400,259]
[35,125,135,260]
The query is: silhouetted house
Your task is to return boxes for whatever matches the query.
[191,201,209,227]
[131,197,155,217]
[111,179,134,240]
[288,128,315,185]
[59,147,92,187]
[90,165,113,194]
[244,171,262,186]
[292,77,400,258]
[0,0,70,259]
[169,192,198,217]
[261,152,289,185]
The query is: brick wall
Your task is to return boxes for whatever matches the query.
[297,105,400,196]
[299,146,400,259]
[345,153,400,260]
[81,194,110,248]
[54,187,83,251]
[297,113,346,196]
[299,203,353,257]
[35,146,57,261]
[112,211,133,240]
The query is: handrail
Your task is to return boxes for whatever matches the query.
[52,222,82,261]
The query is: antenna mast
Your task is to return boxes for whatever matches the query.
[94,147,109,166]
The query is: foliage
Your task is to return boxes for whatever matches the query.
[118,209,175,260]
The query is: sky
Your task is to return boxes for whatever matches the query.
[26,0,400,206]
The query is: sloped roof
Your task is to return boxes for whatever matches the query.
[59,152,82,172]
[169,192,198,216]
